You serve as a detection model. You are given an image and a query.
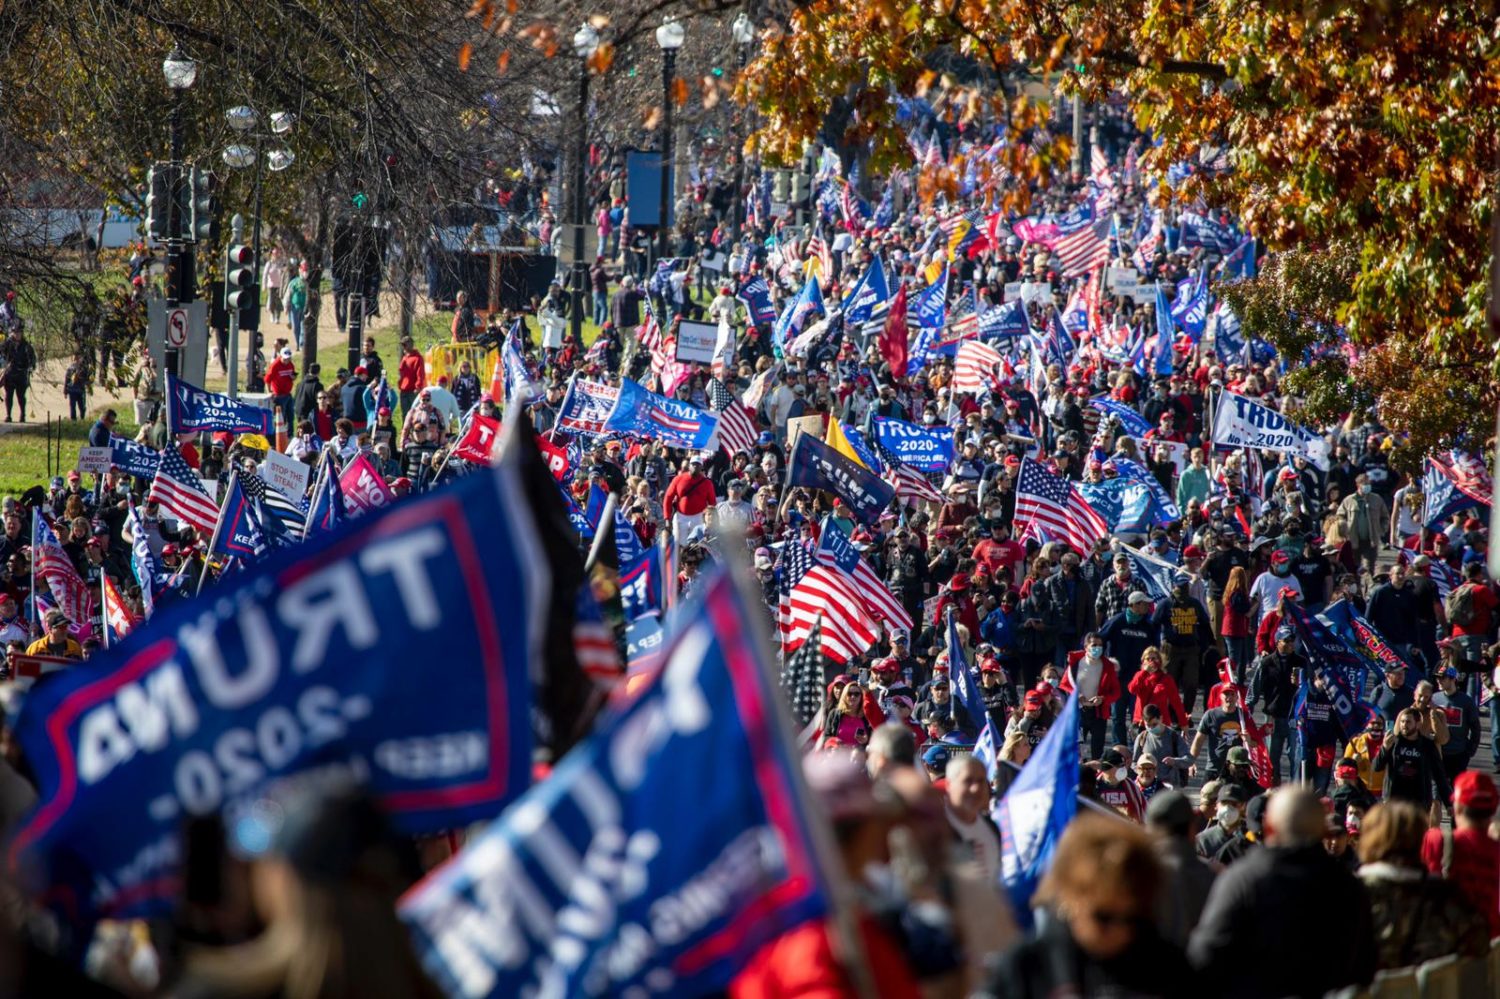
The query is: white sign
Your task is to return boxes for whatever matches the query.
[165,308,189,348]
[262,449,312,501]
[1105,267,1140,292]
[76,446,112,474]
[1006,281,1053,305]
[675,320,719,364]
[1211,391,1330,470]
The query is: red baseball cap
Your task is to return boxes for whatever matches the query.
[1454,771,1499,813]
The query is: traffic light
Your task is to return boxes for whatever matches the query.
[772,169,789,203]
[146,165,171,241]
[790,169,807,205]
[225,243,259,332]
[187,168,219,243]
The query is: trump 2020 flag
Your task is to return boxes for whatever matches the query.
[603,379,720,452]
[399,570,834,998]
[9,443,548,923]
[994,689,1079,927]
[786,432,895,525]
[166,374,273,436]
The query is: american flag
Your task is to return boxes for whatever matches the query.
[637,301,663,353]
[1055,210,1112,276]
[573,585,621,683]
[953,340,1004,395]
[742,362,780,412]
[149,446,220,538]
[1015,456,1109,554]
[776,538,816,643]
[242,470,308,539]
[779,615,825,725]
[32,511,93,637]
[101,573,139,646]
[1446,449,1493,502]
[945,289,980,342]
[805,235,833,282]
[650,318,692,396]
[706,377,758,455]
[814,531,913,635]
[875,438,943,507]
[784,565,878,665]
[1398,547,1461,600]
[1132,211,1164,271]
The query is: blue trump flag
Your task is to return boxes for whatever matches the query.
[1117,543,1177,602]
[10,446,547,922]
[979,297,1028,341]
[841,255,890,327]
[1178,211,1239,253]
[1152,283,1176,376]
[1283,600,1375,738]
[1170,269,1210,343]
[304,449,347,536]
[1319,599,1413,676]
[110,436,161,479]
[994,689,1079,927]
[946,614,984,737]
[1089,398,1152,438]
[874,416,955,474]
[1422,456,1486,529]
[912,267,950,330]
[785,432,895,525]
[211,473,267,559]
[603,378,720,452]
[771,275,825,355]
[1111,456,1182,522]
[399,570,836,998]
[736,276,777,326]
[166,373,273,436]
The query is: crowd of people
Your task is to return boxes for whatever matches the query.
[0,102,1498,997]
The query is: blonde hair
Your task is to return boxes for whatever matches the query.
[1034,814,1161,911]
[1357,801,1429,867]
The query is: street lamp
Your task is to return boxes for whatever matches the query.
[655,18,685,262]
[730,13,756,239]
[161,44,197,378]
[568,23,601,351]
[219,103,295,397]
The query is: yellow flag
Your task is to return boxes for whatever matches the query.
[923,258,944,286]
[824,417,868,469]
[237,433,271,452]
[945,219,972,261]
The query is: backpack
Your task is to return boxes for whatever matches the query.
[1446,583,1477,629]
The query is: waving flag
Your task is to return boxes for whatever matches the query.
[127,502,162,619]
[1116,544,1177,603]
[1320,599,1414,676]
[1055,206,1111,276]
[953,340,1004,395]
[979,297,1028,341]
[815,517,912,634]
[241,471,307,538]
[1178,211,1239,253]
[946,614,984,735]
[874,437,943,506]
[785,433,895,525]
[1423,453,1490,528]
[785,565,879,664]
[1016,458,1108,553]
[842,255,890,329]
[100,574,138,647]
[776,538,816,644]
[1090,397,1152,438]
[706,377,758,455]
[1111,455,1182,521]
[166,374,273,436]
[31,511,93,639]
[211,473,276,559]
[1170,268,1211,343]
[603,378,719,451]
[452,413,503,465]
[876,281,910,378]
[1282,600,1376,739]
[1211,302,1248,366]
[780,615,826,727]
[736,276,777,326]
[556,378,621,437]
[110,436,161,480]
[995,690,1079,927]
[912,267,950,330]
[148,445,219,537]
[1152,283,1177,376]
[401,571,834,998]
[502,327,541,405]
[303,449,347,535]
[771,275,825,356]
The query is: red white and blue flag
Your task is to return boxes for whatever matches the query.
[147,446,219,539]
[1015,457,1109,554]
[31,511,93,639]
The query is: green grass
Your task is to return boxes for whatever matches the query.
[0,415,142,499]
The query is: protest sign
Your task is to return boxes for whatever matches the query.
[261,449,311,501]
[339,453,396,515]
[10,457,546,921]
[674,320,719,363]
[76,447,112,475]
[785,414,827,452]
[1212,391,1330,470]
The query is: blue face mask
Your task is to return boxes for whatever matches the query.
[1125,608,1143,623]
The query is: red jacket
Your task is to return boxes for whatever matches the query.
[662,472,716,518]
[1127,668,1189,727]
[1061,650,1123,712]
[397,351,426,393]
[266,358,296,397]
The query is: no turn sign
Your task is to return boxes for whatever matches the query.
[166,308,189,348]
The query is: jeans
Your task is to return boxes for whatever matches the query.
[289,306,304,351]
[1269,717,1294,783]
[1110,690,1136,748]
[1225,635,1253,683]
[1081,705,1108,760]
[67,391,86,420]
[399,391,417,421]
[593,290,609,326]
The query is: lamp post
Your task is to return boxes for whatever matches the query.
[655,18,685,262]
[222,105,295,398]
[729,13,755,240]
[161,44,197,379]
[571,24,599,350]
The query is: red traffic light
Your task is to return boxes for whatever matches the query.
[227,244,254,265]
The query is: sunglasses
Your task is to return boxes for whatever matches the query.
[1087,908,1142,930]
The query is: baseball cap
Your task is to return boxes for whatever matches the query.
[1145,790,1194,831]
[1023,689,1045,709]
[948,573,969,591]
[44,609,69,628]
[1101,748,1127,768]
[66,470,81,482]
[1183,545,1204,559]
[1135,753,1158,769]
[1275,625,1294,640]
[1335,760,1359,778]
[1128,589,1152,605]
[1454,771,1499,813]
[1269,549,1291,565]
[1226,746,1252,766]
[1438,664,1459,680]
[922,743,953,770]
[1217,783,1250,804]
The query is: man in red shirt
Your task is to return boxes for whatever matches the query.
[396,337,427,419]
[265,346,297,434]
[971,519,1025,587]
[1422,770,1500,938]
[661,456,717,545]
[1449,561,1497,665]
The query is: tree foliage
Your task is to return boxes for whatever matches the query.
[742,0,1500,452]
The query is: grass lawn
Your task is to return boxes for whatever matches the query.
[0,415,142,499]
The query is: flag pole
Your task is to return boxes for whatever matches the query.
[100,566,109,650]
[583,493,618,572]
[197,469,237,597]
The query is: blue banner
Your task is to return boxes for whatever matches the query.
[1178,212,1240,254]
[1117,544,1178,603]
[786,433,895,525]
[1170,271,1210,342]
[166,374,273,436]
[771,276,824,355]
[556,378,621,437]
[1077,477,1160,533]
[979,298,1028,340]
[995,690,1078,927]
[603,379,720,452]
[912,267,949,330]
[110,436,161,479]
[1283,601,1376,739]
[841,255,890,327]
[211,474,265,559]
[1088,398,1152,438]
[10,459,545,921]
[1320,599,1413,676]
[1110,456,1182,522]
[400,572,832,998]
[736,276,777,326]
[838,421,883,472]
[873,416,955,474]
[1422,458,1484,530]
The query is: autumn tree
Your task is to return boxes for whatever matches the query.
[738,0,1500,457]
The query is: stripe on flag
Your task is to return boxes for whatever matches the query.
[1055,213,1111,276]
[148,446,220,537]
[784,565,879,665]
[1015,456,1109,554]
[953,340,1004,395]
[706,377,758,455]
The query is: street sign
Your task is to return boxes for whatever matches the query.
[165,307,189,348]
[146,300,209,386]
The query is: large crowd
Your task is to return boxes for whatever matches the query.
[0,101,1497,998]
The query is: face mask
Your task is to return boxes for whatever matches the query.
[1112,767,1127,783]
[1046,677,1060,689]
[1359,484,1372,495]
[1216,804,1240,826]
[1086,646,1103,660]
[1125,609,1143,623]
[1147,722,1163,734]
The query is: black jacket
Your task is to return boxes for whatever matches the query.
[983,917,1200,999]
[1248,650,1304,719]
[1189,845,1376,998]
